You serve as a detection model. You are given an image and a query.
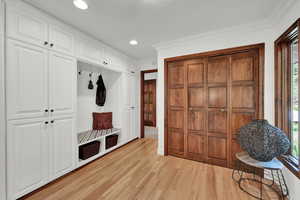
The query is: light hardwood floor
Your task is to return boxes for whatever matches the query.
[21,138,278,200]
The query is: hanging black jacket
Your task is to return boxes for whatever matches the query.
[96,75,106,106]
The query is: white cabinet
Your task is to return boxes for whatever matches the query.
[7,118,49,199]
[6,39,76,120]
[7,116,75,199]
[7,9,74,56]
[50,116,75,179]
[7,10,48,47]
[49,24,74,56]
[49,52,76,116]
[6,39,49,120]
[76,36,102,64]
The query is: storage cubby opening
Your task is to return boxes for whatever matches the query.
[77,61,123,165]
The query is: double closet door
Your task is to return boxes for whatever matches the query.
[167,48,263,168]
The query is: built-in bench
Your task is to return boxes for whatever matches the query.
[78,128,121,146]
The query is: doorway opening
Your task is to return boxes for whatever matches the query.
[141,69,158,139]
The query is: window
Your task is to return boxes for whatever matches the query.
[275,18,300,178]
[291,39,299,159]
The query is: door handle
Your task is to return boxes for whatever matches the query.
[220,109,226,112]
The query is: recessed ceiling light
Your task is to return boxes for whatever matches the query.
[129,40,138,46]
[73,0,88,10]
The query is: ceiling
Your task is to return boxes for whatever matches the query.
[25,0,286,60]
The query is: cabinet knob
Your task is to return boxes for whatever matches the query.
[45,109,49,113]
[45,121,49,124]
[51,120,55,124]
[51,109,54,113]
[50,43,54,47]
[44,41,48,45]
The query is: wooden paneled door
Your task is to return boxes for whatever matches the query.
[165,44,264,168]
[144,80,156,127]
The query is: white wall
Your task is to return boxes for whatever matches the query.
[77,62,122,133]
[0,0,6,199]
[154,1,300,199]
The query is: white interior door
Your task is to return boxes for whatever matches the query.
[7,118,49,199]
[49,51,76,116]
[6,39,48,120]
[125,72,138,140]
[50,116,74,179]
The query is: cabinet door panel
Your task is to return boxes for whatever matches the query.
[7,118,48,199]
[6,39,48,120]
[51,116,74,179]
[7,10,48,47]
[49,52,76,116]
[49,25,74,56]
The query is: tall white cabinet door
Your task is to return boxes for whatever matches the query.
[49,25,74,56]
[6,10,48,47]
[49,52,76,116]
[50,116,74,179]
[7,118,49,199]
[6,39,48,120]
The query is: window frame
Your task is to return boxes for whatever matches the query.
[275,18,300,178]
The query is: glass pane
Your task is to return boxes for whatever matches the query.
[291,39,299,158]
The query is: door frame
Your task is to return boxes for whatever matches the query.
[140,69,158,138]
[164,43,265,156]
[0,0,6,199]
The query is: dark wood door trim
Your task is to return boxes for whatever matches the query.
[141,69,158,138]
[164,43,265,160]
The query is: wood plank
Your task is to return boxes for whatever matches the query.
[21,139,278,200]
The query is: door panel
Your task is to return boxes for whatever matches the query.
[168,110,184,129]
[168,130,184,155]
[208,137,227,160]
[187,134,205,161]
[49,52,76,116]
[51,116,74,179]
[187,62,204,85]
[188,87,205,107]
[166,47,262,169]
[231,112,254,135]
[7,118,48,199]
[168,63,184,86]
[6,39,48,120]
[207,57,228,84]
[208,112,227,135]
[208,87,227,108]
[231,85,255,109]
[188,110,205,131]
[169,88,184,107]
[231,55,254,82]
[7,10,48,47]
[49,25,74,56]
